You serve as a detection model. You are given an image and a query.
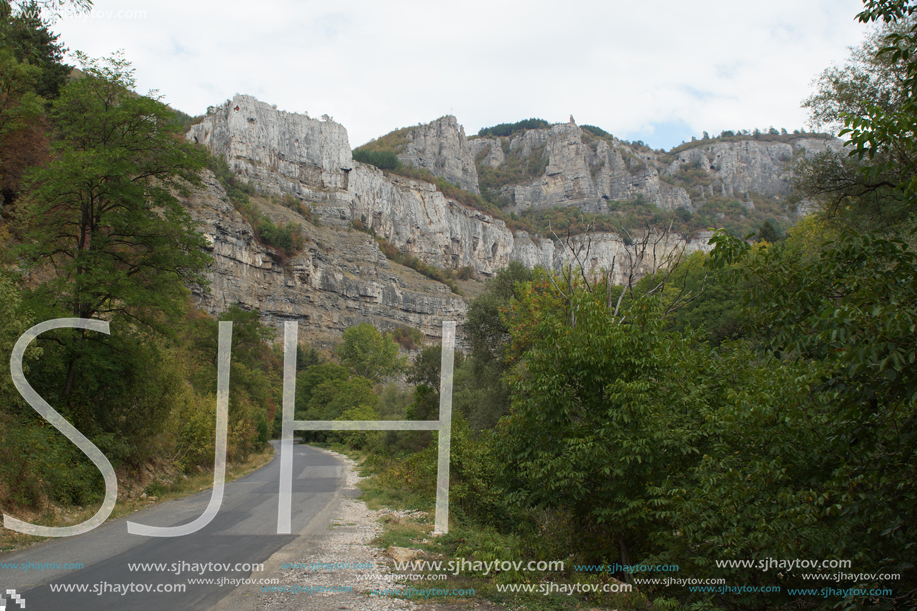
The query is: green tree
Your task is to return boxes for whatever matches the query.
[649,341,850,611]
[706,227,917,609]
[0,1,62,205]
[294,364,379,448]
[294,362,350,419]
[16,52,209,393]
[662,251,746,345]
[496,275,711,573]
[795,16,913,231]
[351,148,399,170]
[2,2,70,99]
[838,2,917,206]
[405,343,466,422]
[459,261,533,430]
[295,342,322,371]
[185,304,278,455]
[338,323,404,381]
[756,218,780,242]
[306,376,377,422]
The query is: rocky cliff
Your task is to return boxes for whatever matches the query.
[189,96,353,191]
[664,137,844,200]
[396,116,480,194]
[470,123,693,212]
[186,95,714,342]
[189,96,711,274]
[398,120,844,216]
[183,168,467,347]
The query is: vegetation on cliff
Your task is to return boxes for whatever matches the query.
[476,118,549,138]
[352,217,469,295]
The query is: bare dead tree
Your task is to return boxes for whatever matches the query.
[547,215,708,323]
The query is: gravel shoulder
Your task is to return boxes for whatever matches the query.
[208,447,503,611]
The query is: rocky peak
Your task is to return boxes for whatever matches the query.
[664,137,844,200]
[188,94,353,191]
[396,115,480,194]
[494,123,693,212]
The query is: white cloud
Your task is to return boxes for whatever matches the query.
[51,0,871,150]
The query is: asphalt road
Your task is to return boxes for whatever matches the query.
[0,442,344,611]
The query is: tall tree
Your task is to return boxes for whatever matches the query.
[0,1,67,208]
[838,2,917,206]
[3,1,70,99]
[459,261,533,429]
[338,323,404,381]
[16,51,209,394]
[796,14,914,230]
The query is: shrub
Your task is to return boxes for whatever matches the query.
[206,153,256,204]
[280,193,315,224]
[256,218,305,257]
[352,148,400,170]
[374,236,465,295]
[392,326,424,350]
[477,143,547,195]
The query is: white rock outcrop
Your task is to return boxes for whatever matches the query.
[396,116,480,194]
[664,137,845,199]
[189,95,353,191]
[188,95,713,283]
[470,124,693,212]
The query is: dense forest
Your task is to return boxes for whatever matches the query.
[1,1,915,610]
[0,1,283,528]
[343,5,917,610]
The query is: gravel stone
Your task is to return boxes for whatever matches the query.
[209,448,501,611]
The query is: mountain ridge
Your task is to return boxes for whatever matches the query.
[184,94,717,343]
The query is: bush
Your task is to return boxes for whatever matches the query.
[280,193,315,224]
[339,323,405,381]
[392,326,424,350]
[352,148,400,170]
[256,218,305,257]
[477,143,547,195]
[206,153,256,204]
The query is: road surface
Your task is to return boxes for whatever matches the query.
[0,442,344,611]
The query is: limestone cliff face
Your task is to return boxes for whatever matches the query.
[188,95,353,191]
[470,124,693,212]
[396,116,480,194]
[185,95,713,343]
[508,230,713,285]
[664,137,844,199]
[184,169,467,346]
[347,164,513,275]
[423,123,843,213]
[468,137,504,168]
[346,162,711,281]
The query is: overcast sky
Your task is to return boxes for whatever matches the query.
[50,0,870,151]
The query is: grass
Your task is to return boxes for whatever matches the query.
[356,125,414,155]
[340,447,650,610]
[373,513,432,550]
[0,444,275,555]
